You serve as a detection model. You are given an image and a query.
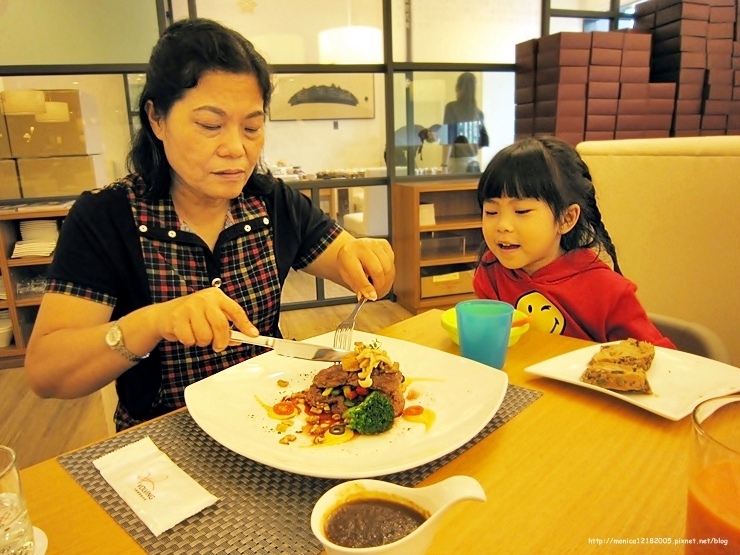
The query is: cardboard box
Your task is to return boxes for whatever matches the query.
[642,129,671,138]
[673,114,702,130]
[635,1,656,17]
[587,98,619,115]
[617,113,672,131]
[515,87,536,105]
[621,49,651,67]
[619,82,675,99]
[0,159,20,199]
[614,130,647,139]
[515,71,536,89]
[535,99,586,118]
[420,269,474,299]
[652,67,707,85]
[590,48,623,66]
[516,103,535,119]
[656,3,710,26]
[17,155,107,198]
[618,98,651,115]
[701,114,728,129]
[0,114,10,159]
[536,83,587,101]
[676,82,706,99]
[647,97,675,113]
[706,84,733,99]
[589,65,621,82]
[592,32,625,50]
[620,66,651,83]
[536,66,588,84]
[707,38,733,55]
[707,22,734,39]
[709,6,736,23]
[538,48,591,67]
[5,89,104,159]
[515,118,535,135]
[538,32,592,52]
[534,115,585,134]
[653,36,707,56]
[584,130,615,141]
[707,51,732,68]
[588,81,621,99]
[704,99,732,114]
[634,14,657,31]
[622,31,652,51]
[654,20,708,42]
[516,39,539,61]
[698,129,727,136]
[555,132,585,146]
[708,69,734,84]
[675,98,703,114]
[652,52,707,72]
[586,114,617,131]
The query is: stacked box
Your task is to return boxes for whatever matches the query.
[1,89,107,198]
[614,31,675,138]
[585,32,623,140]
[533,32,591,145]
[515,39,538,141]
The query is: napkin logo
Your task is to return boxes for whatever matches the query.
[134,472,168,501]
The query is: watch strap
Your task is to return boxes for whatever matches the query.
[108,321,149,362]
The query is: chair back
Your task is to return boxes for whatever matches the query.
[649,313,733,365]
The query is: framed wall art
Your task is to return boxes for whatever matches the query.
[269,73,375,121]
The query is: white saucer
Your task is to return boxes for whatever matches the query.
[33,527,48,555]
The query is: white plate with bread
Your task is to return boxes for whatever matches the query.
[524,340,740,421]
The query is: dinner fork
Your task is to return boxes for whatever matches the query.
[333,297,367,351]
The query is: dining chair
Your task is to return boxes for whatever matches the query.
[649,313,733,365]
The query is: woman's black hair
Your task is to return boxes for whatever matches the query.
[477,136,622,274]
[127,18,273,199]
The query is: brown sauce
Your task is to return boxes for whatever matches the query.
[324,498,428,548]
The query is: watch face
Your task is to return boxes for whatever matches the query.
[106,325,122,346]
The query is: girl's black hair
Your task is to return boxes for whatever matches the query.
[126,18,273,199]
[476,136,622,274]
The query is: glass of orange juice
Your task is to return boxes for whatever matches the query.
[685,395,740,554]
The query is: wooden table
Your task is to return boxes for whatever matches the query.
[21,309,693,554]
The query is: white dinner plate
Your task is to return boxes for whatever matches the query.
[524,344,740,421]
[185,330,508,478]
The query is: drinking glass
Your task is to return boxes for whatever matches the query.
[455,300,514,369]
[685,395,740,554]
[1,445,34,554]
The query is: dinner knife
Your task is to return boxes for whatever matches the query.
[230,331,351,362]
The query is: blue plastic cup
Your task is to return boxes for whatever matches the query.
[455,300,514,369]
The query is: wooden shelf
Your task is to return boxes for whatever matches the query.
[391,179,483,314]
[0,208,70,361]
[7,256,54,267]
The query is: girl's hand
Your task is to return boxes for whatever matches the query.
[336,238,396,300]
[152,287,257,352]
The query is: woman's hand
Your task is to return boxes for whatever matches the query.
[152,287,258,352]
[336,237,396,300]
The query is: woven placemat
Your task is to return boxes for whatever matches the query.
[59,383,541,554]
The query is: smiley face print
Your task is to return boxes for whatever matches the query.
[516,292,565,336]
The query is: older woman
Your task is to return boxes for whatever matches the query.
[24,18,395,430]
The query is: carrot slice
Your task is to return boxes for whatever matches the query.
[403,405,424,417]
[272,401,297,416]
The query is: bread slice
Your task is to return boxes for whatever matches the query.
[580,361,652,394]
[579,338,656,394]
[589,338,655,372]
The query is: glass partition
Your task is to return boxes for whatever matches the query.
[391,71,515,177]
[195,0,384,65]
[391,0,541,63]
[263,73,387,180]
[1,74,132,200]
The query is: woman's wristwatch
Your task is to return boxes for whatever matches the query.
[105,320,150,362]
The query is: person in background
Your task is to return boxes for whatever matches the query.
[384,124,441,170]
[24,18,396,430]
[441,72,488,174]
[473,136,674,348]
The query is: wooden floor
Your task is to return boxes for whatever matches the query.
[0,299,413,470]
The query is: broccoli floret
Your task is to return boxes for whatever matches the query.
[343,391,395,435]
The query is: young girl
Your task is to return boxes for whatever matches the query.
[473,136,675,348]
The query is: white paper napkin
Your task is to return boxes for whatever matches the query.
[93,436,218,536]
